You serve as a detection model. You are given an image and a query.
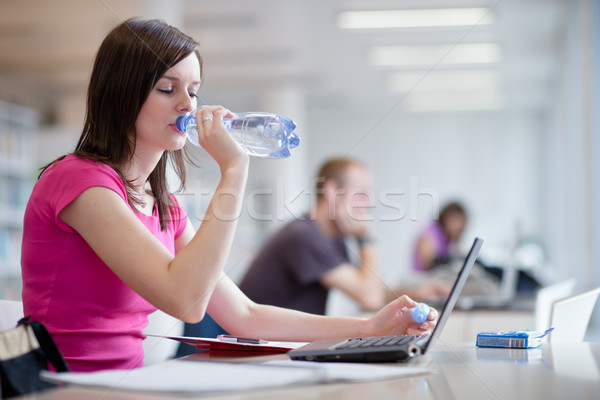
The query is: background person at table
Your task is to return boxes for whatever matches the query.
[20,19,437,372]
[413,201,468,272]
[239,158,451,315]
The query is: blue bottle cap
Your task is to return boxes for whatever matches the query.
[412,303,430,324]
[176,115,194,133]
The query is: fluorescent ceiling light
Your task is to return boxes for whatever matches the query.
[338,8,493,29]
[388,70,501,92]
[405,91,506,112]
[368,43,502,66]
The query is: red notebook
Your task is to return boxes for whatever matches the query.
[148,334,307,353]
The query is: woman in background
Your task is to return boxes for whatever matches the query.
[413,202,467,272]
[21,18,437,372]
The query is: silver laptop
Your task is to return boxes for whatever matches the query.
[456,256,518,309]
[288,238,483,363]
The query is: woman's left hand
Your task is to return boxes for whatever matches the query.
[364,295,438,337]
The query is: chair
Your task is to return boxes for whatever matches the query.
[142,309,184,365]
[534,278,577,331]
[549,287,600,342]
[0,299,24,331]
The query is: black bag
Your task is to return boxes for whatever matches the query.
[0,316,69,398]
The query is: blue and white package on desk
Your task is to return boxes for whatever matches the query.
[476,328,554,349]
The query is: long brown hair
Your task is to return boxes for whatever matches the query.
[42,18,201,230]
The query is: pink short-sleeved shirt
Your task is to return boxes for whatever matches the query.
[21,154,187,371]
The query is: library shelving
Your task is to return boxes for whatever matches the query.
[0,100,38,300]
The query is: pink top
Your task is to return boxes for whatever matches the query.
[21,154,187,372]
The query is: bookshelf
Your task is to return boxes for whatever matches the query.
[0,100,38,300]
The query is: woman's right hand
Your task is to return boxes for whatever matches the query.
[194,106,249,171]
[365,295,438,337]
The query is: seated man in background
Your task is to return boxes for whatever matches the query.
[239,157,450,315]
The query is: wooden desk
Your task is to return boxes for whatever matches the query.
[20,341,600,400]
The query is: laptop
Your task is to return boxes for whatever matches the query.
[549,287,600,342]
[426,251,517,310]
[288,237,483,363]
[455,256,518,309]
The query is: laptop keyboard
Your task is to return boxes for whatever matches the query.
[334,335,420,350]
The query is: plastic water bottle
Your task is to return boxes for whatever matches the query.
[176,110,300,158]
[412,303,430,324]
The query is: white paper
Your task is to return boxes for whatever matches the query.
[266,360,432,383]
[41,359,319,395]
[41,358,431,394]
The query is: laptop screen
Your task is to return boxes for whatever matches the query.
[419,237,483,353]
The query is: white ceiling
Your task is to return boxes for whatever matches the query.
[0,0,563,123]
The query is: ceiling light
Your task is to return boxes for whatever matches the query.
[388,70,501,92]
[338,8,493,30]
[368,43,502,66]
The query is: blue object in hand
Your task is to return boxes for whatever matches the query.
[412,303,430,324]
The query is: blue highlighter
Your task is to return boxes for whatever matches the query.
[412,303,430,324]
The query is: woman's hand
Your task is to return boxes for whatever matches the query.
[194,106,249,171]
[365,295,438,337]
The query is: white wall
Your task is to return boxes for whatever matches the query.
[591,0,600,340]
[540,0,597,293]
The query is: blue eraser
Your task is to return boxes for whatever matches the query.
[412,303,430,324]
